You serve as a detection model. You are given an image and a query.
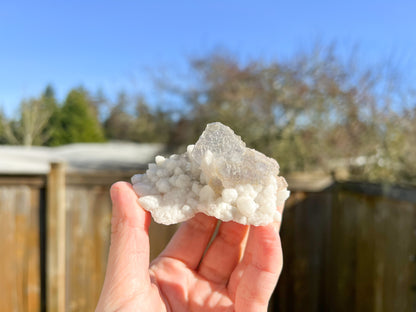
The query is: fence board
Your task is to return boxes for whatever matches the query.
[379,199,416,311]
[272,191,297,311]
[353,193,375,312]
[327,190,359,311]
[0,185,41,312]
[0,187,19,312]
[28,189,41,312]
[65,185,112,311]
[47,163,66,312]
[293,193,326,311]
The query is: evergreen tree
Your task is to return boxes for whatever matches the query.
[104,92,135,141]
[0,110,7,144]
[56,87,106,144]
[42,85,62,146]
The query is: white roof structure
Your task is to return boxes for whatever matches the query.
[0,142,166,174]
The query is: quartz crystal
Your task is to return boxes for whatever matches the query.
[131,122,290,226]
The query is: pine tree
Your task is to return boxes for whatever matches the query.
[42,85,62,146]
[56,87,106,144]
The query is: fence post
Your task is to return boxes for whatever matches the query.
[47,162,66,312]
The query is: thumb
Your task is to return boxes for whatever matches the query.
[96,181,152,310]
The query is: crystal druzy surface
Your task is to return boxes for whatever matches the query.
[131,122,290,225]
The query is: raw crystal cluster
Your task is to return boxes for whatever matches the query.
[131,122,290,225]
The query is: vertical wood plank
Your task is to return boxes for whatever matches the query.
[319,190,334,312]
[294,192,331,312]
[47,163,66,312]
[149,222,179,261]
[15,187,29,312]
[65,185,113,311]
[354,193,375,311]
[273,191,298,311]
[373,197,388,312]
[27,188,41,312]
[66,186,87,311]
[326,189,357,312]
[0,188,18,312]
[91,185,112,311]
[0,185,42,312]
[379,199,415,312]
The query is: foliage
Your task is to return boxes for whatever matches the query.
[1,96,52,146]
[54,88,106,145]
[1,46,415,185]
[161,49,415,185]
[103,94,173,143]
[0,110,8,144]
[132,96,172,143]
[42,85,61,146]
[103,92,135,141]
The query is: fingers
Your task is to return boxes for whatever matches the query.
[232,224,283,311]
[157,213,218,269]
[228,202,286,311]
[97,182,152,309]
[197,221,249,284]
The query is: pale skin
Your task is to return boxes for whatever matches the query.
[96,181,285,312]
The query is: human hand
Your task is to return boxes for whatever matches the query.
[96,181,284,312]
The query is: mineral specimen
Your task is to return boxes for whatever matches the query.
[131,122,290,226]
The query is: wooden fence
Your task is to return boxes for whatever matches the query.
[272,182,416,312]
[0,165,415,312]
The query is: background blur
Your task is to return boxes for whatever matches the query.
[0,1,415,311]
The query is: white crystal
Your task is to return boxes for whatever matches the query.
[221,188,238,204]
[131,122,290,226]
[236,196,258,216]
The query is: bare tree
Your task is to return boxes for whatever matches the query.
[161,47,415,184]
[3,98,52,146]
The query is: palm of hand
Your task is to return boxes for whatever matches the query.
[96,182,283,312]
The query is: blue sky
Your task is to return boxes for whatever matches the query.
[1,0,415,117]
